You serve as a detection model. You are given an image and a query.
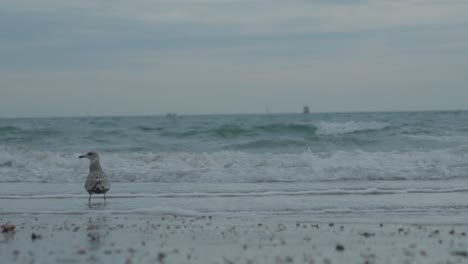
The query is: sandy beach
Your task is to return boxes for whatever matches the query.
[2,211,468,264]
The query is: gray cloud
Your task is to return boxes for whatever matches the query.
[1,0,468,117]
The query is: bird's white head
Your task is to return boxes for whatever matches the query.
[79,151,100,162]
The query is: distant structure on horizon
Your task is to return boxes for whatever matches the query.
[303,105,310,114]
[165,113,177,119]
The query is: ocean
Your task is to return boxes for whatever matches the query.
[1,111,468,223]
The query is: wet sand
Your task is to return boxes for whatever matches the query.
[2,213,468,264]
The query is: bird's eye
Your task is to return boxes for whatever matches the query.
[87,152,93,155]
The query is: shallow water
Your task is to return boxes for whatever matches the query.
[1,180,468,225]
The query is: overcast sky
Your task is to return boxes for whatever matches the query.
[1,0,467,117]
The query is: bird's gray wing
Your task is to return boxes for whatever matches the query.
[88,173,110,193]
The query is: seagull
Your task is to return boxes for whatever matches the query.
[79,152,111,205]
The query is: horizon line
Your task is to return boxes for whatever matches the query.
[1,108,467,120]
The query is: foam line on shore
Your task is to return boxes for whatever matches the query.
[0,206,203,216]
[1,187,468,200]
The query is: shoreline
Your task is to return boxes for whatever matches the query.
[2,214,468,264]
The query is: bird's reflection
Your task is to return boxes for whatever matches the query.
[86,216,108,251]
[87,202,107,209]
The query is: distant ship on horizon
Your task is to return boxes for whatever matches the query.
[303,105,310,114]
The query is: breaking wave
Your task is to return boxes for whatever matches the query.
[316,121,390,135]
[135,121,389,139]
[1,145,467,184]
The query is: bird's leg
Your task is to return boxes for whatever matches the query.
[104,193,106,204]
[88,193,92,205]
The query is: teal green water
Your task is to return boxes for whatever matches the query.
[1,111,468,183]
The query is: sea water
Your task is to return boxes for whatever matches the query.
[1,111,468,223]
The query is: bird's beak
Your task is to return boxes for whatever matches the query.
[79,155,86,159]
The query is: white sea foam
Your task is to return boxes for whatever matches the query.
[1,145,468,183]
[316,121,389,135]
[1,187,468,200]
